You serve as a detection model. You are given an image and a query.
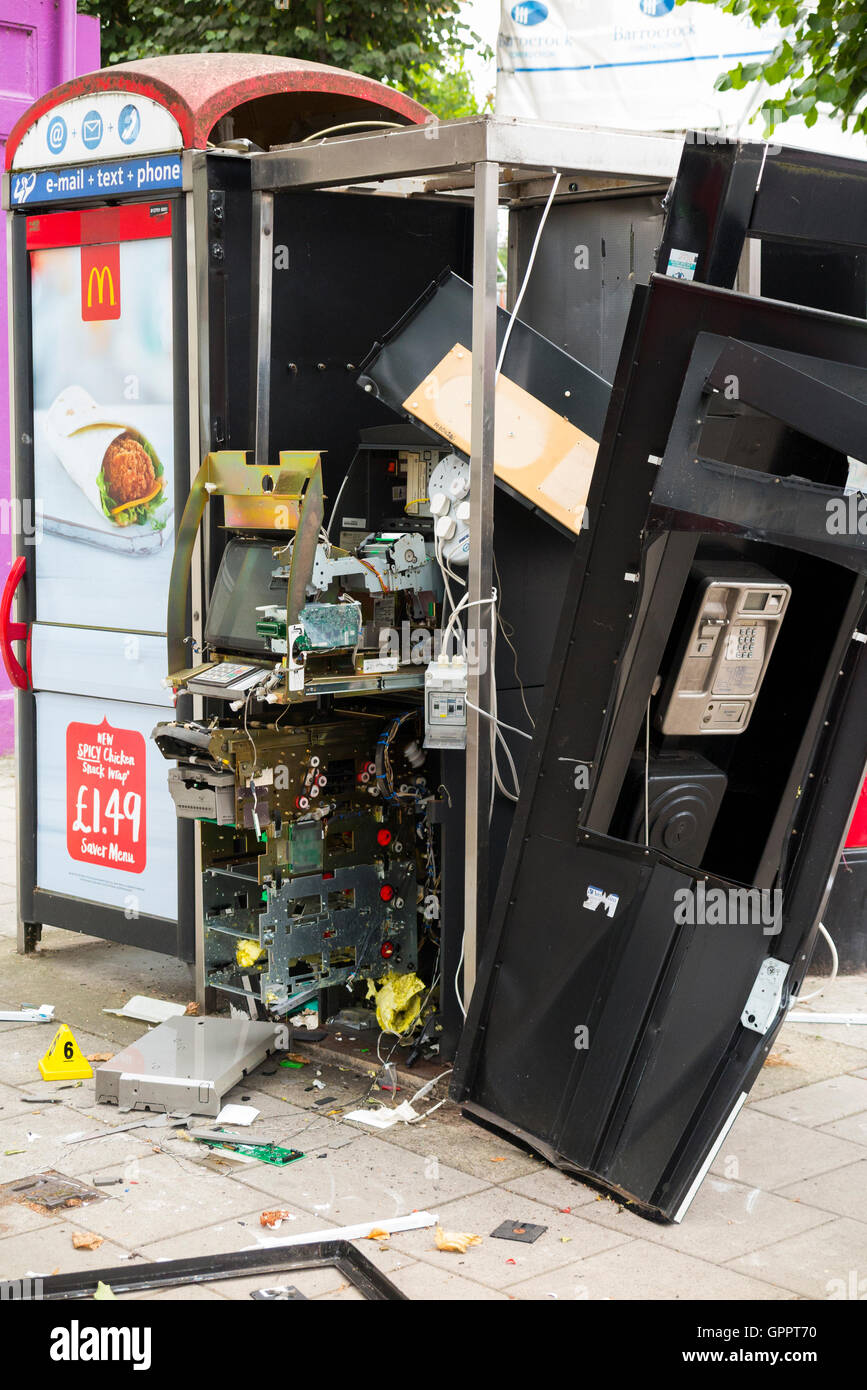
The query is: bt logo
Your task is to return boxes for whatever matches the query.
[639,0,675,13]
[12,172,37,205]
[511,1,548,25]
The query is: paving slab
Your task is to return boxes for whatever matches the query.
[749,1028,867,1101]
[727,1216,867,1300]
[750,1074,867,1126]
[0,1079,36,1110]
[0,1197,66,1241]
[0,1218,134,1282]
[385,1186,630,1289]
[782,976,867,1050]
[503,1238,796,1301]
[64,1151,275,1248]
[710,1106,864,1189]
[776,1158,867,1223]
[575,1174,833,1261]
[384,1260,509,1300]
[233,1132,489,1225]
[500,1166,601,1212]
[817,1110,867,1146]
[0,1102,164,1181]
[368,1100,543,1183]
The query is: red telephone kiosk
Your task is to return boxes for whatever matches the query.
[2,55,428,961]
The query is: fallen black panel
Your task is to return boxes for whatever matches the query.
[452,274,867,1222]
[13,1239,408,1301]
[357,269,611,531]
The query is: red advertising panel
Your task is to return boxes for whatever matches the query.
[845,775,867,849]
[66,717,147,874]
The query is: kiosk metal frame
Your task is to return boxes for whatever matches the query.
[242,115,680,1009]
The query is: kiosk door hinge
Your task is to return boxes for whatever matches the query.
[741,957,787,1034]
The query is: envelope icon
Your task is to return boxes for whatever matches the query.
[83,116,101,143]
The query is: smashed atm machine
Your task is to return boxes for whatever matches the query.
[6,54,867,1225]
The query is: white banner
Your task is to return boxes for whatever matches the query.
[497,0,781,132]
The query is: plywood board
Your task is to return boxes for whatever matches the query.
[402,342,598,533]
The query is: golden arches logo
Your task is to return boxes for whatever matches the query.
[86,264,116,308]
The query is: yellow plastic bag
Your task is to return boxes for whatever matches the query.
[366,970,426,1034]
[236,939,265,969]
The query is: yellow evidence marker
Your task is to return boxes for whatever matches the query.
[38,1025,93,1081]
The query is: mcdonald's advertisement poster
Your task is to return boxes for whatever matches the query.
[29,202,175,635]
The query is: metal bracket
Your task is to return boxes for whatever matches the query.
[741,957,787,1034]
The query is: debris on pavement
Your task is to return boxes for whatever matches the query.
[0,1004,55,1023]
[260,1210,293,1228]
[188,1132,304,1167]
[1,1171,107,1213]
[94,1015,278,1116]
[490,1220,548,1244]
[72,1231,104,1251]
[214,1103,259,1126]
[345,1100,419,1129]
[250,1286,306,1300]
[65,1114,172,1144]
[103,995,187,1024]
[246,1210,438,1250]
[93,1282,117,1299]
[435,1226,482,1253]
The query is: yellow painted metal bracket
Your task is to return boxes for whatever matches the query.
[167,450,322,679]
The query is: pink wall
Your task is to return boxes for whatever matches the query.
[0,1,100,752]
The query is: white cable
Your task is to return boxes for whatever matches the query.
[442,590,497,658]
[412,1068,453,1102]
[797,922,839,1003]
[466,698,533,741]
[495,725,521,797]
[324,472,351,539]
[454,933,467,1019]
[495,171,561,382]
[434,533,464,649]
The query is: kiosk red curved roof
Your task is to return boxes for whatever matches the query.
[6,52,430,170]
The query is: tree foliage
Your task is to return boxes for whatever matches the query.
[78,0,490,119]
[689,0,867,133]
